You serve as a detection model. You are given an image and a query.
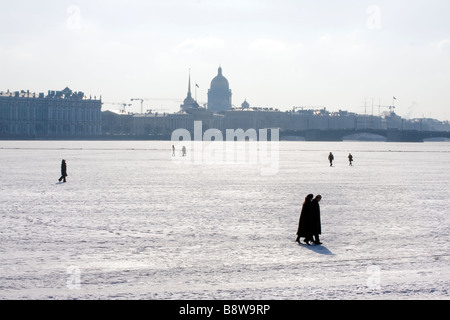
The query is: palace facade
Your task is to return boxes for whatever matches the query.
[0,87,102,137]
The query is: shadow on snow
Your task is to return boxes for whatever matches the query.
[298,243,334,256]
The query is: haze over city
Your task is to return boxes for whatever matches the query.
[1,0,450,120]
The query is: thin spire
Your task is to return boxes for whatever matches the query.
[188,68,192,96]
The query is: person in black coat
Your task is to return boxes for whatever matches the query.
[311,195,322,244]
[328,152,334,166]
[296,194,314,245]
[58,159,67,183]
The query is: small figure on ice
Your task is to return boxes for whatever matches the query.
[348,153,353,166]
[58,159,68,183]
[328,152,334,167]
[172,145,176,156]
[182,146,187,157]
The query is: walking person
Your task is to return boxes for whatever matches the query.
[172,145,175,156]
[328,152,334,167]
[348,153,353,166]
[311,195,322,244]
[295,194,314,245]
[58,159,68,183]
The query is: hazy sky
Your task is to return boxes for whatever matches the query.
[1,0,450,120]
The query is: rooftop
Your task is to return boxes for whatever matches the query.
[0,88,100,100]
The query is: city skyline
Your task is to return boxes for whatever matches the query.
[1,1,450,121]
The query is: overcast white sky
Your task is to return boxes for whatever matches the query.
[1,0,449,120]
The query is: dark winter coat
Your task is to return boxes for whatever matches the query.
[310,199,321,235]
[61,161,67,177]
[297,201,313,237]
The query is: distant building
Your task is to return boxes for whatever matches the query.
[384,111,403,130]
[127,108,222,136]
[102,110,132,135]
[208,66,232,113]
[241,99,250,109]
[0,87,102,137]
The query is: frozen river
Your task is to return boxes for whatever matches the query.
[0,140,449,300]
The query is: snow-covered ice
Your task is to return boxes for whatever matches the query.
[0,140,449,300]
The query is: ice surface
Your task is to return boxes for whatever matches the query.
[0,140,449,300]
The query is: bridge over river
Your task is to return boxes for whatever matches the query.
[280,129,450,142]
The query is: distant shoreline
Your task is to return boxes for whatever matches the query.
[1,128,450,143]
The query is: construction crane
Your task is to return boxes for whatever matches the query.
[103,102,132,114]
[361,98,396,116]
[131,98,180,114]
[359,98,394,116]
[361,98,376,116]
[130,98,147,114]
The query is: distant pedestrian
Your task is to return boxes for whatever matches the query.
[172,145,175,156]
[58,159,67,183]
[311,195,322,245]
[182,146,187,157]
[348,153,353,166]
[296,194,314,245]
[328,152,334,166]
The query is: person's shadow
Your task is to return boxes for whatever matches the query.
[299,243,334,255]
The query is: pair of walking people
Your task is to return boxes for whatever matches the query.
[296,194,322,245]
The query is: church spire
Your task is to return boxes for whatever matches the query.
[180,68,197,111]
[187,69,192,97]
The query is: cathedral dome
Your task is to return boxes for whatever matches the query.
[208,66,232,112]
[210,66,229,90]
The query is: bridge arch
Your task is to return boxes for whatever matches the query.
[343,132,387,141]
